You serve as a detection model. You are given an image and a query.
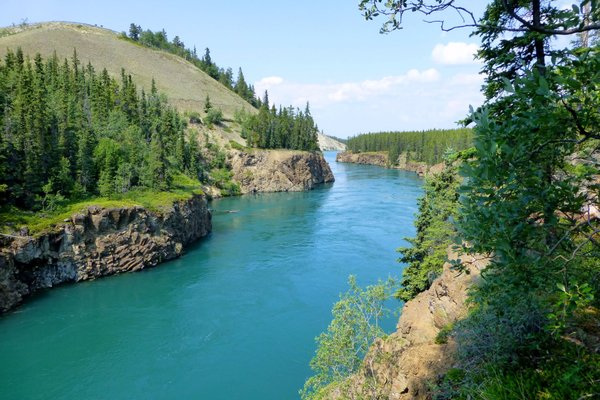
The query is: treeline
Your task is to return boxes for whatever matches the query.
[396,151,471,301]
[0,48,203,209]
[124,23,259,107]
[346,128,473,165]
[239,102,319,151]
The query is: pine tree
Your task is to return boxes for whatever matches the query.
[234,68,248,98]
[204,94,212,113]
[128,23,141,41]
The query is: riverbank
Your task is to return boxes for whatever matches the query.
[0,151,423,399]
[336,151,443,177]
[0,150,335,314]
[0,194,211,313]
[323,250,485,399]
[229,149,335,193]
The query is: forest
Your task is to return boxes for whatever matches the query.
[238,101,320,151]
[0,45,323,218]
[123,23,259,108]
[346,128,473,165]
[0,48,203,210]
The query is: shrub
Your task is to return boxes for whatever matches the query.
[187,111,202,124]
[204,108,223,126]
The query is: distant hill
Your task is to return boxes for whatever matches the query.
[317,133,347,151]
[0,22,255,119]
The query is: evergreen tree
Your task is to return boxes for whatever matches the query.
[0,49,202,207]
[204,94,212,113]
[128,23,141,41]
[234,67,249,99]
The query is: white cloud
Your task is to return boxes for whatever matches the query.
[432,42,479,65]
[253,68,484,138]
[255,68,440,107]
[255,76,284,86]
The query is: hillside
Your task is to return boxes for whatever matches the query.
[317,133,346,151]
[0,22,255,119]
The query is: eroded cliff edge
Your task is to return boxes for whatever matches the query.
[326,252,486,399]
[0,194,211,313]
[229,149,335,193]
[336,151,443,177]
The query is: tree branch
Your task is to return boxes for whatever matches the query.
[362,0,600,35]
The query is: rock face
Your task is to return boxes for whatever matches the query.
[337,151,388,167]
[0,195,211,313]
[228,149,335,193]
[336,151,443,177]
[317,133,347,151]
[327,252,486,400]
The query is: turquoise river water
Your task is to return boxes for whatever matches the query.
[0,152,422,399]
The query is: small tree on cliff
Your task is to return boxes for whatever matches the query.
[300,276,395,400]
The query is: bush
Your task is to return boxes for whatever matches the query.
[210,168,240,197]
[204,108,223,126]
[435,323,454,345]
[300,276,396,400]
[453,295,547,370]
[187,111,202,124]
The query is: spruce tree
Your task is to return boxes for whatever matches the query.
[204,94,212,113]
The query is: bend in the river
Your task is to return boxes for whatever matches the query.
[0,152,423,400]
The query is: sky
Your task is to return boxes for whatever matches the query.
[0,0,489,138]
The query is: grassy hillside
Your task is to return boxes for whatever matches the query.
[0,22,255,119]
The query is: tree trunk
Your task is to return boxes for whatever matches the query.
[532,0,546,74]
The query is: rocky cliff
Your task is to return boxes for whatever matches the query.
[0,195,211,313]
[336,151,443,177]
[326,252,486,399]
[228,149,335,193]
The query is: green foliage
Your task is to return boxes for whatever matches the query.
[396,154,463,301]
[204,108,223,126]
[358,2,600,399]
[452,10,600,400]
[435,323,454,345]
[239,103,320,151]
[346,128,473,166]
[0,49,205,211]
[547,283,595,336]
[203,94,212,113]
[1,177,203,236]
[210,168,240,196]
[458,335,600,400]
[300,276,396,400]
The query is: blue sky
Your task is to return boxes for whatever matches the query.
[1,1,488,138]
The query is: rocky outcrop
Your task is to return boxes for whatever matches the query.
[318,133,347,151]
[337,151,388,168]
[228,149,335,193]
[0,195,211,313]
[327,252,487,400]
[336,151,443,177]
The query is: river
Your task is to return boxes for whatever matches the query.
[0,152,422,399]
